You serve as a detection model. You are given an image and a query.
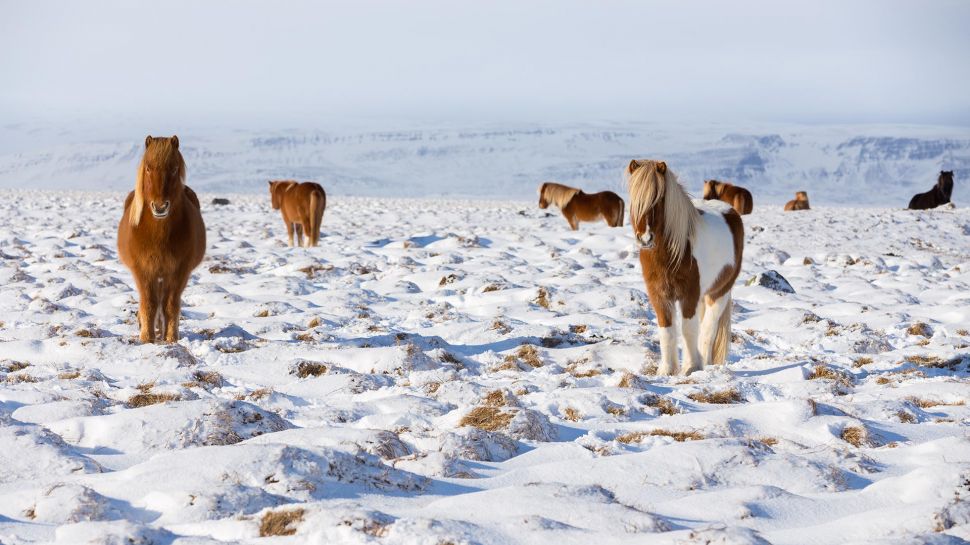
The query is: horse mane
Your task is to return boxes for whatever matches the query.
[628,160,699,265]
[939,171,954,200]
[130,138,186,227]
[540,182,581,208]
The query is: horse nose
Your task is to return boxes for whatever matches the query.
[150,200,171,217]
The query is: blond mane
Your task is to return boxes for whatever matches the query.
[130,137,186,227]
[627,160,699,265]
[539,182,581,208]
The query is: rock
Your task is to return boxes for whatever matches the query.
[211,198,230,206]
[746,270,795,293]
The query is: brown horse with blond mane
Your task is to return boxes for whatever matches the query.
[537,182,624,230]
[118,135,206,343]
[702,180,753,215]
[784,191,810,211]
[268,180,327,247]
[627,160,744,376]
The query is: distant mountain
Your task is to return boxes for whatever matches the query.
[0,123,967,205]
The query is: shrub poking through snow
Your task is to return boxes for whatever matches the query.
[259,508,304,537]
[617,429,704,443]
[533,287,551,309]
[852,357,873,367]
[618,372,646,389]
[127,383,180,408]
[642,394,679,415]
[291,360,328,378]
[563,407,581,421]
[459,407,514,432]
[688,388,744,404]
[906,321,932,338]
[840,425,873,447]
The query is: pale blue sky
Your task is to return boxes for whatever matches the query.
[2,0,969,126]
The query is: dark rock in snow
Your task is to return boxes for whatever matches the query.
[211,198,231,206]
[747,270,795,293]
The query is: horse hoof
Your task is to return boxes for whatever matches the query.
[657,366,677,376]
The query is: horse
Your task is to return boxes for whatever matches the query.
[268,180,326,247]
[537,182,624,230]
[784,191,810,211]
[702,180,753,215]
[626,160,744,376]
[117,136,206,343]
[908,171,954,210]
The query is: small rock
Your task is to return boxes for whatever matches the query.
[211,198,231,206]
[746,270,795,294]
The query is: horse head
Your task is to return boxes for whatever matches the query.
[131,136,185,225]
[702,180,718,200]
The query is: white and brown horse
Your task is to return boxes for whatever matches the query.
[538,182,624,230]
[627,160,744,375]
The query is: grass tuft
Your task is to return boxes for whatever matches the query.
[840,425,872,447]
[688,388,744,404]
[533,287,550,309]
[906,322,932,338]
[617,429,704,443]
[292,360,328,378]
[642,394,680,415]
[259,509,305,537]
[459,406,514,431]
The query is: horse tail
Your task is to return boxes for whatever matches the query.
[308,188,324,246]
[742,191,753,214]
[712,293,732,365]
[613,196,625,227]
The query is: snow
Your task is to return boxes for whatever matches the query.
[0,189,968,544]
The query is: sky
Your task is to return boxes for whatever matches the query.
[2,0,970,128]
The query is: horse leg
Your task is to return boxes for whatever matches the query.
[285,220,295,246]
[163,272,190,343]
[699,294,731,365]
[136,273,160,343]
[295,223,305,247]
[680,300,704,375]
[648,287,678,375]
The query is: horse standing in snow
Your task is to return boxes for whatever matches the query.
[908,171,954,210]
[268,180,327,247]
[702,180,753,215]
[537,182,625,230]
[784,191,811,211]
[118,136,206,343]
[627,160,744,376]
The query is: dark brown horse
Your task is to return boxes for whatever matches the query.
[537,182,624,230]
[908,171,954,210]
[118,136,206,343]
[268,180,326,247]
[702,180,753,215]
[784,191,810,211]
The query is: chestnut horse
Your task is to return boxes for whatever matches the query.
[908,171,954,210]
[784,191,810,211]
[627,160,744,376]
[702,180,753,215]
[537,182,624,230]
[118,136,206,343]
[268,180,326,247]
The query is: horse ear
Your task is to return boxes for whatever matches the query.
[656,161,667,175]
[628,160,639,173]
[171,135,179,149]
[145,135,153,147]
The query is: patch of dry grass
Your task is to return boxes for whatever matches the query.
[127,389,180,408]
[254,309,270,318]
[906,322,932,338]
[306,316,321,329]
[6,373,38,384]
[292,360,328,378]
[259,508,305,537]
[688,388,743,404]
[459,406,514,432]
[897,410,917,423]
[57,370,81,380]
[438,273,458,287]
[605,405,626,417]
[642,394,680,415]
[183,370,223,390]
[852,357,874,368]
[298,264,333,279]
[2,360,30,372]
[840,425,873,447]
[533,287,550,309]
[236,387,272,401]
[618,372,645,389]
[569,324,588,334]
[563,407,581,421]
[806,364,854,391]
[617,429,704,443]
[490,319,511,335]
[502,344,542,369]
[482,283,502,293]
[957,329,969,337]
[907,397,965,409]
[905,354,944,366]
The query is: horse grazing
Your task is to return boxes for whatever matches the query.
[268,180,327,247]
[537,182,624,230]
[627,160,744,376]
[118,136,206,343]
[702,180,753,215]
[908,171,954,210]
[784,191,810,211]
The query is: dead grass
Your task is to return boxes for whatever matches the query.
[907,397,965,409]
[897,410,917,423]
[57,370,81,380]
[852,357,874,368]
[905,354,944,366]
[569,324,588,334]
[906,322,932,338]
[957,329,969,336]
[840,425,873,447]
[617,429,704,443]
[618,372,645,389]
[490,319,511,335]
[605,405,626,417]
[254,309,270,318]
[6,373,37,384]
[259,508,305,537]
[127,390,180,408]
[806,364,854,391]
[642,394,680,415]
[533,287,550,309]
[875,376,893,385]
[482,283,502,292]
[688,388,744,404]
[438,273,458,287]
[292,360,328,378]
[307,317,321,329]
[298,264,333,279]
[459,406,513,432]
[183,370,223,390]
[2,360,30,372]
[236,387,272,401]
[563,407,581,421]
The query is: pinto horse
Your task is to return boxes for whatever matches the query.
[118,136,206,343]
[702,180,753,215]
[268,180,326,247]
[627,160,744,376]
[908,171,954,210]
[537,182,624,230]
[784,191,811,211]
